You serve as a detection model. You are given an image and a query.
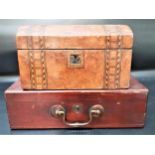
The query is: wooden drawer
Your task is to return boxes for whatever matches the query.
[5,77,148,129]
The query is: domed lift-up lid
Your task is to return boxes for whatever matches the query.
[16,25,133,50]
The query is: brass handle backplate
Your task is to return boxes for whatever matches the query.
[50,104,104,127]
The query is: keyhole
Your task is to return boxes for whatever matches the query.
[73,104,82,113]
[70,54,81,64]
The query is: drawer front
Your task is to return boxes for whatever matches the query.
[6,91,147,129]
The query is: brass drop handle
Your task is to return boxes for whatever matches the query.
[50,104,104,127]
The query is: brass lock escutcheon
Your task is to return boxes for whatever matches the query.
[68,51,84,68]
[50,104,104,127]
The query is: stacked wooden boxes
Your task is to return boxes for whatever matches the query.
[5,25,148,128]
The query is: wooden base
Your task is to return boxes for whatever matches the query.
[5,77,148,129]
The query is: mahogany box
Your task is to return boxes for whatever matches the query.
[5,77,148,129]
[17,25,133,90]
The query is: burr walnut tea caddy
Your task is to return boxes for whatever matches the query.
[16,25,133,90]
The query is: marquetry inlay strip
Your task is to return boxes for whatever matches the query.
[27,27,48,89]
[28,50,48,89]
[28,50,35,89]
[39,36,45,49]
[115,50,122,88]
[104,49,110,88]
[104,26,123,88]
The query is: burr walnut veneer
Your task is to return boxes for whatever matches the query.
[16,25,133,90]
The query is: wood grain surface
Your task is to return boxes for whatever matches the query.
[16,25,133,49]
[16,25,133,90]
[5,77,148,129]
[18,49,132,89]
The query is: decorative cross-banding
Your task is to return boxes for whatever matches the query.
[104,34,122,89]
[27,35,48,89]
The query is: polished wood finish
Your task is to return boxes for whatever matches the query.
[5,77,148,129]
[17,25,133,90]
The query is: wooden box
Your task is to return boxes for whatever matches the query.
[16,25,133,90]
[5,77,148,129]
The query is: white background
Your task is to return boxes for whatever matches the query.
[0,0,154,19]
[0,0,155,154]
[0,136,155,155]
